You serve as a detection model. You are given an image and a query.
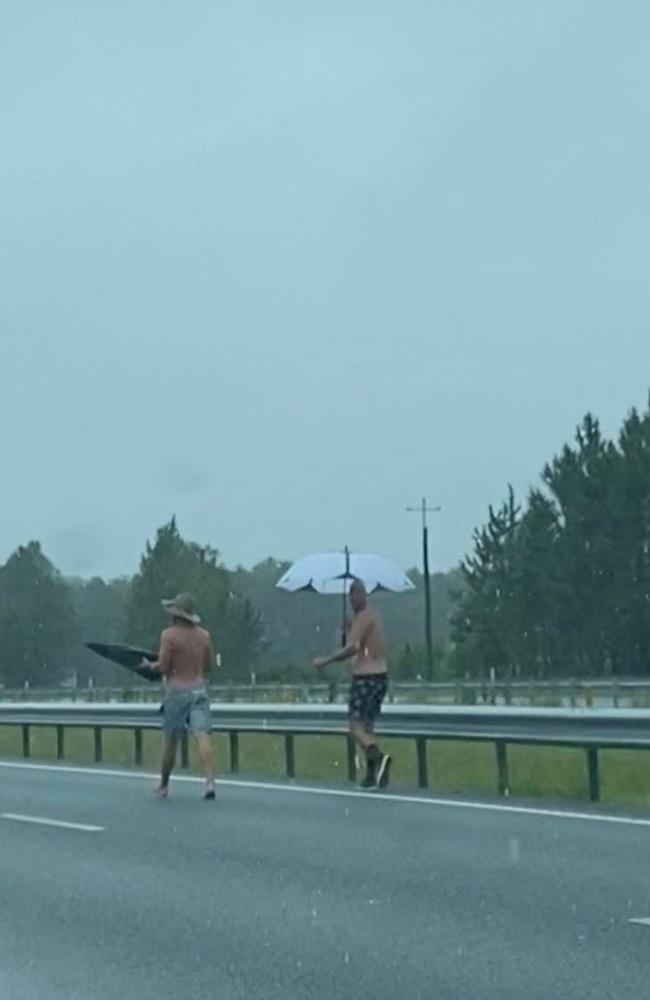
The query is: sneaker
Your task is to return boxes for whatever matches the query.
[375,753,392,789]
[358,755,378,790]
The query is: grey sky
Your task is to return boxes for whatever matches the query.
[1,2,649,579]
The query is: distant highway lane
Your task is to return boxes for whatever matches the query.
[1,760,649,1000]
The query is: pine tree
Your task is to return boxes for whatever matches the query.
[542,414,621,674]
[451,487,520,677]
[453,396,650,680]
[610,403,650,673]
[69,576,131,684]
[0,542,79,687]
[125,518,262,680]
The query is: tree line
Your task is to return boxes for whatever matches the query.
[0,518,456,689]
[451,396,650,679]
[3,392,649,689]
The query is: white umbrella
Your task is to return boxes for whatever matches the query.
[276,548,414,644]
[276,549,414,595]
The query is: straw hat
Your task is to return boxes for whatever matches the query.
[161,592,201,625]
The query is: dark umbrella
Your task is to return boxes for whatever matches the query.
[86,642,161,683]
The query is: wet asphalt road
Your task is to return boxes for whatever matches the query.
[1,761,650,1000]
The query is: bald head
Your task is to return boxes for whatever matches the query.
[349,578,368,613]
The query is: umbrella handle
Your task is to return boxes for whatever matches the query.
[340,545,350,646]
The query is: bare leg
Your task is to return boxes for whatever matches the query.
[195,732,215,795]
[353,722,375,781]
[158,735,178,796]
[350,720,377,753]
[350,720,388,787]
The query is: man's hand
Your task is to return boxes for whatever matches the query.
[141,658,157,670]
[313,657,329,671]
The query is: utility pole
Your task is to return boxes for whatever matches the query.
[406,499,441,682]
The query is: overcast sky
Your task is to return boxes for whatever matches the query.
[1,1,649,579]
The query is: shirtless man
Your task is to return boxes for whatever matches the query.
[144,593,216,800]
[313,579,391,789]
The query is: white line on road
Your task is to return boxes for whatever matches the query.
[2,759,650,829]
[1,811,104,832]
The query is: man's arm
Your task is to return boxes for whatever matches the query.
[143,632,173,677]
[313,641,358,671]
[313,612,374,669]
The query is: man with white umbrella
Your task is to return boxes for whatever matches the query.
[313,579,392,789]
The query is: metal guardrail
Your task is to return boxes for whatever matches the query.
[4,678,650,708]
[2,703,650,803]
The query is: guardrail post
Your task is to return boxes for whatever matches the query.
[22,724,30,759]
[94,727,103,764]
[56,725,65,761]
[587,747,600,802]
[346,737,356,782]
[180,732,189,769]
[134,728,143,767]
[284,733,295,779]
[416,736,428,789]
[495,741,509,796]
[229,731,239,773]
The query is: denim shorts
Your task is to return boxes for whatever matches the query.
[162,687,211,737]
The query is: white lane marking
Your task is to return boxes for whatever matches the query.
[1,811,104,832]
[629,918,650,927]
[1,759,650,829]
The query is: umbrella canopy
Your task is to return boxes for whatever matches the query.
[276,551,415,595]
[86,642,161,683]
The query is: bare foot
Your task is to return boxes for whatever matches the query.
[154,785,169,800]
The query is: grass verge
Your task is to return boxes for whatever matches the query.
[2,725,650,809]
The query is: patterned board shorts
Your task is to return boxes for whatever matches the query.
[348,674,388,726]
[162,687,211,737]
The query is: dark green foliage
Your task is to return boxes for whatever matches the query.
[452,397,650,678]
[124,518,263,681]
[0,542,79,687]
[394,640,448,680]
[15,385,650,693]
[0,524,455,688]
[230,559,458,679]
[69,576,131,685]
